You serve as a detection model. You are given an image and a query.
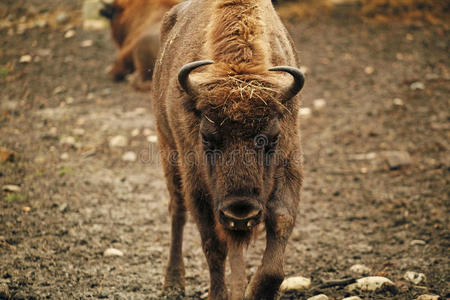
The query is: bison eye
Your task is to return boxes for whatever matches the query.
[254,134,279,151]
[201,133,217,150]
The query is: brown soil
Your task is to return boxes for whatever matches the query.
[0,1,448,299]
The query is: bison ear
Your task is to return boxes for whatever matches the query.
[269,66,305,101]
[178,60,214,97]
[99,1,115,19]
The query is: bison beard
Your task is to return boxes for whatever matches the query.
[152,0,305,299]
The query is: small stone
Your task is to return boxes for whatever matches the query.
[64,30,76,39]
[346,276,396,293]
[109,135,128,148]
[381,151,412,170]
[19,55,32,63]
[60,153,69,160]
[393,98,404,106]
[307,294,328,300]
[299,107,312,117]
[313,99,326,110]
[364,66,374,74]
[101,88,111,96]
[80,40,93,47]
[73,128,85,136]
[416,294,441,300]
[0,147,15,162]
[343,297,362,300]
[350,264,371,275]
[280,276,311,292]
[410,239,426,246]
[142,128,152,136]
[134,107,147,115]
[147,135,158,143]
[60,136,76,146]
[53,86,66,95]
[22,206,31,212]
[66,97,75,104]
[131,128,140,137]
[104,248,124,257]
[404,271,426,285]
[122,151,137,162]
[59,203,68,213]
[410,81,425,90]
[56,12,70,24]
[349,152,377,161]
[406,33,414,41]
[3,185,21,192]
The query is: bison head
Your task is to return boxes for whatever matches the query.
[178,61,304,242]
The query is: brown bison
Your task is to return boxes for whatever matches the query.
[152,0,305,299]
[100,0,178,90]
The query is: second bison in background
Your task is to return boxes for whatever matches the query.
[100,0,178,91]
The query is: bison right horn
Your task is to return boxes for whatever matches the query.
[178,60,214,97]
[269,66,305,100]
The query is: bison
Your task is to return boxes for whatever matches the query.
[99,0,178,90]
[152,0,305,299]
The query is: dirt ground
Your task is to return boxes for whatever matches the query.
[0,1,449,299]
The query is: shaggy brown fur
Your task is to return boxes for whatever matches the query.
[152,0,303,299]
[101,0,178,90]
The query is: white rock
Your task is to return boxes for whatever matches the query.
[410,81,425,90]
[3,185,21,192]
[307,294,328,300]
[349,152,377,161]
[142,128,152,136]
[80,40,93,48]
[122,151,137,162]
[393,98,404,106]
[19,55,32,63]
[346,276,395,292]
[64,30,76,39]
[349,264,371,275]
[298,107,312,118]
[380,150,412,169]
[56,12,69,24]
[60,153,69,160]
[416,294,441,300]
[147,135,158,143]
[103,248,124,257]
[73,128,85,136]
[131,128,140,137]
[404,271,426,285]
[60,136,76,146]
[410,239,426,246]
[342,297,362,300]
[279,276,311,292]
[313,98,326,110]
[364,66,374,74]
[109,135,128,148]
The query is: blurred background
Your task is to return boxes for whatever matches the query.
[0,0,448,299]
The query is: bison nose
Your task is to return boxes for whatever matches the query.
[219,198,263,231]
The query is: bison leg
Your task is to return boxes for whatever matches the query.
[110,47,135,82]
[244,207,295,300]
[192,199,229,300]
[228,245,246,300]
[160,146,187,297]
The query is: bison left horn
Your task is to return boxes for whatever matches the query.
[269,66,305,99]
[99,0,115,19]
[178,60,214,97]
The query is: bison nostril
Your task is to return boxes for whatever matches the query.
[219,200,262,230]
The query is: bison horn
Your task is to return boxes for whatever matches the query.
[99,0,115,19]
[269,66,305,100]
[178,60,214,97]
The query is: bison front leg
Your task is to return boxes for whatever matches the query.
[192,196,229,300]
[244,206,296,300]
[160,146,187,298]
[228,245,246,300]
